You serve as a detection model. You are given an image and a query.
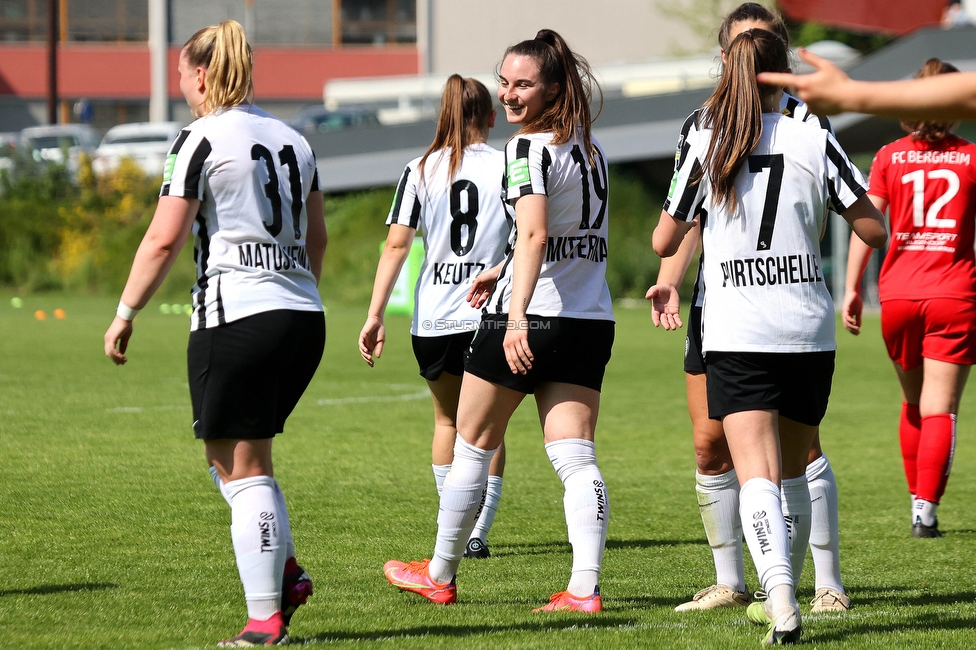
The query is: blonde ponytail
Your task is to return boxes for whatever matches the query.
[183,20,253,114]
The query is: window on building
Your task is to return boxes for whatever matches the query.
[339,0,415,45]
[0,0,147,43]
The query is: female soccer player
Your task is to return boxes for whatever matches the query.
[359,74,510,558]
[653,29,886,643]
[647,3,850,615]
[384,29,614,613]
[103,20,325,646]
[843,59,976,539]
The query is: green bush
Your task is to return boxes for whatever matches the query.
[1,161,673,304]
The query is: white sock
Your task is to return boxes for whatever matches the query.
[696,470,746,593]
[272,480,296,561]
[429,437,495,583]
[432,464,451,496]
[914,499,938,526]
[469,475,503,543]
[739,478,792,594]
[806,455,844,593]
[209,466,232,507]
[223,476,284,620]
[910,493,917,525]
[780,476,812,590]
[546,438,608,597]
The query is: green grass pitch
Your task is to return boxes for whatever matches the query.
[1,293,974,648]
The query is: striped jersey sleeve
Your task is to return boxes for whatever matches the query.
[160,128,212,200]
[663,136,705,223]
[504,136,552,201]
[824,131,868,213]
[386,159,422,229]
[673,109,702,172]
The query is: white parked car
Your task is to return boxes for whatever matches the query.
[20,124,99,176]
[92,121,183,177]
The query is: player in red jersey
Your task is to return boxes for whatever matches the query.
[843,59,976,538]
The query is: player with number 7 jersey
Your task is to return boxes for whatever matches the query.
[664,111,864,353]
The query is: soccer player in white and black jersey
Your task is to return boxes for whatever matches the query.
[359,75,511,558]
[104,21,324,646]
[653,28,886,643]
[647,3,852,615]
[385,29,614,613]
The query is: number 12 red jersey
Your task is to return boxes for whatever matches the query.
[868,134,976,302]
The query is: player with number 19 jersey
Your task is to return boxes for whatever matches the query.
[162,105,323,331]
[665,113,867,353]
[388,144,511,336]
[490,132,614,321]
[868,133,976,301]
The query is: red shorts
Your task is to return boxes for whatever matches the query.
[880,298,976,370]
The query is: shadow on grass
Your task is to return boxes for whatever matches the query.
[490,537,705,558]
[0,582,119,597]
[813,610,976,643]
[295,616,636,644]
[844,585,976,608]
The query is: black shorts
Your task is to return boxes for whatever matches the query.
[412,332,474,380]
[187,309,325,441]
[684,304,706,375]
[464,313,614,394]
[705,351,835,426]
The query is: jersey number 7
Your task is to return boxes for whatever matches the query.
[749,154,784,251]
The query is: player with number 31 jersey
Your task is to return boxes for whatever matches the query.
[162,104,322,331]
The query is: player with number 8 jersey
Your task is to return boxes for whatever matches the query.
[361,75,511,559]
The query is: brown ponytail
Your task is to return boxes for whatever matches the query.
[500,29,603,160]
[701,29,789,212]
[418,74,493,186]
[183,20,253,114]
[901,58,959,143]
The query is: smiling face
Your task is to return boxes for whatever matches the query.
[497,54,559,126]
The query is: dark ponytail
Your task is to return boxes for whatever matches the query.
[701,28,789,212]
[499,29,602,160]
[901,58,959,143]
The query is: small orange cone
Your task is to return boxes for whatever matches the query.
[34,310,47,320]
[54,308,66,319]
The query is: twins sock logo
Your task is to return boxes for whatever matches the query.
[259,511,276,553]
[593,480,608,522]
[752,510,772,555]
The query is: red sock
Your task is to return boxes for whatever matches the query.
[915,414,956,504]
[899,403,922,495]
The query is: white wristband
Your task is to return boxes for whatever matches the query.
[117,301,140,321]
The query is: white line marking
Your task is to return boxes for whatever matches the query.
[317,390,429,406]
